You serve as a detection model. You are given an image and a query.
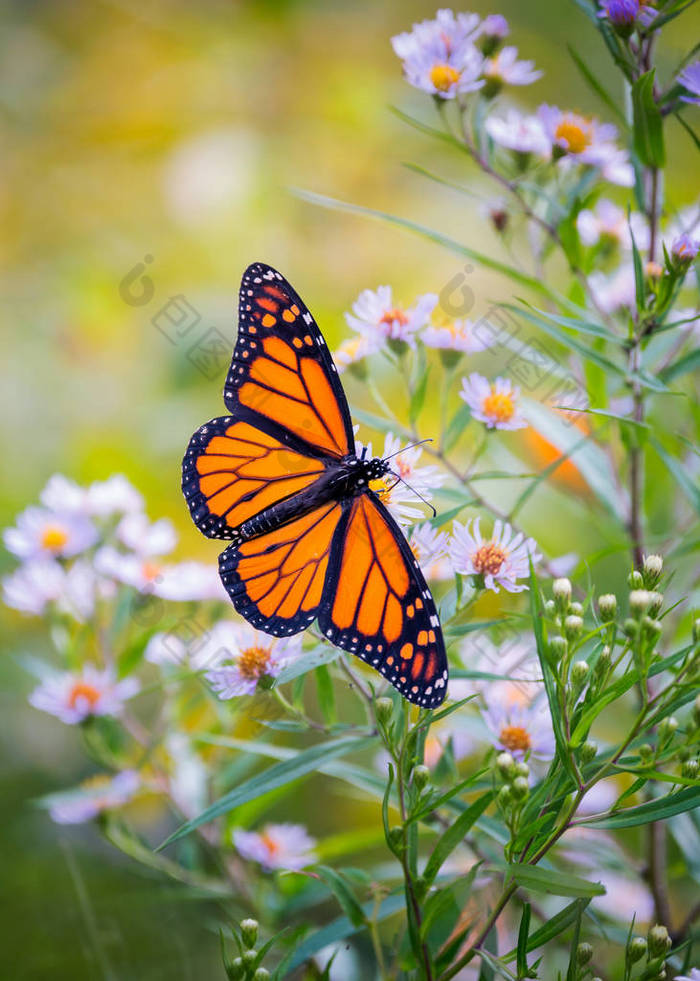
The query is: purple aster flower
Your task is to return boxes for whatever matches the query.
[671,233,700,266]
[678,60,700,106]
[599,0,640,35]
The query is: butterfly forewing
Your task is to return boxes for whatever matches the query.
[225,263,355,459]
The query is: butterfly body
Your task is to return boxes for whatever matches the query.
[182,262,448,707]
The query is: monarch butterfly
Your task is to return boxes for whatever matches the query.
[182,263,448,707]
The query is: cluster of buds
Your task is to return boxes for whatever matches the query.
[625,924,673,978]
[224,919,271,981]
[494,751,530,812]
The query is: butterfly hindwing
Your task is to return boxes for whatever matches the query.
[219,501,344,636]
[224,262,355,460]
[182,416,326,540]
[317,494,448,708]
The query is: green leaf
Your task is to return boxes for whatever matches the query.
[503,898,591,962]
[282,892,405,973]
[565,898,584,981]
[410,364,431,425]
[674,111,700,153]
[659,346,700,384]
[422,791,494,886]
[157,736,373,848]
[351,407,411,439]
[567,44,626,125]
[651,437,700,514]
[315,866,366,928]
[293,188,574,305]
[517,902,532,977]
[315,664,337,726]
[507,863,605,898]
[631,70,665,167]
[276,643,342,684]
[582,786,700,829]
[504,303,625,376]
[443,401,472,452]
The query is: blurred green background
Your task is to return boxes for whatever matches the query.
[1,0,697,976]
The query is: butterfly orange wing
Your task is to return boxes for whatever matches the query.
[219,502,343,636]
[318,494,448,707]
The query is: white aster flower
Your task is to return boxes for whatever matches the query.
[482,689,555,760]
[576,199,649,251]
[233,822,317,871]
[450,517,541,593]
[334,333,379,373]
[537,104,634,186]
[589,264,636,314]
[675,971,700,981]
[46,770,140,825]
[204,623,303,697]
[482,46,542,92]
[460,373,527,430]
[408,523,452,580]
[86,475,144,516]
[29,665,139,724]
[346,286,437,348]
[391,10,484,99]
[485,108,551,158]
[39,475,88,514]
[57,558,99,621]
[117,512,177,556]
[2,559,65,615]
[94,546,223,601]
[422,318,493,354]
[4,506,98,560]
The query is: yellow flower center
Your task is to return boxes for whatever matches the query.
[472,542,507,576]
[500,724,532,753]
[340,337,363,359]
[482,388,515,423]
[369,476,393,502]
[81,774,112,793]
[141,560,162,581]
[68,681,102,711]
[379,306,409,327]
[429,63,461,92]
[261,831,280,856]
[41,524,69,551]
[238,645,272,681]
[554,118,592,155]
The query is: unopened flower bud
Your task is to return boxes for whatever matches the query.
[388,826,404,850]
[643,553,663,584]
[623,617,639,637]
[598,594,617,621]
[595,646,612,677]
[254,971,270,981]
[511,775,529,800]
[550,636,568,660]
[576,942,593,965]
[565,614,583,639]
[643,616,663,641]
[544,599,557,618]
[240,919,258,949]
[647,923,671,957]
[627,935,647,963]
[375,697,393,724]
[646,260,664,280]
[681,758,699,780]
[514,761,529,778]
[571,660,589,688]
[671,233,699,270]
[581,740,598,764]
[629,589,652,616]
[553,578,572,610]
[412,765,430,791]
[628,570,644,589]
[225,958,245,981]
[570,601,584,617]
[694,693,700,725]
[602,0,639,37]
[693,618,700,644]
[241,950,257,968]
[647,591,663,615]
[498,784,513,808]
[658,716,678,742]
[639,743,653,762]
[496,751,516,780]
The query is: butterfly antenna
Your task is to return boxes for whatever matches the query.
[388,469,437,518]
[383,438,433,462]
